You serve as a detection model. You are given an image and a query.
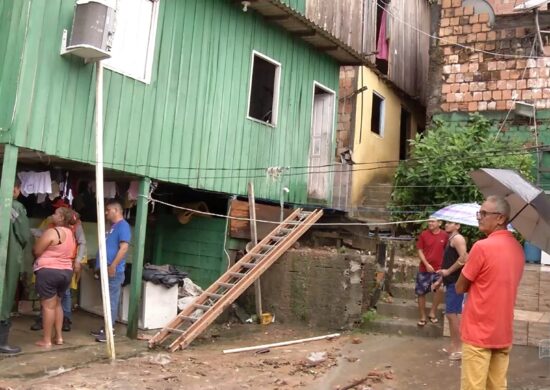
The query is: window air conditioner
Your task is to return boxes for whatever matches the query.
[66,0,116,61]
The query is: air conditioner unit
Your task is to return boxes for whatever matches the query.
[65,0,116,61]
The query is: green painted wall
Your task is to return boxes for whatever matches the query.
[279,0,306,14]
[433,112,549,189]
[2,0,339,204]
[0,1,28,132]
[152,214,226,289]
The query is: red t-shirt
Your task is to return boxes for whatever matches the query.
[416,229,448,272]
[461,230,525,348]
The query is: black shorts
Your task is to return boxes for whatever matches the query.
[35,268,73,299]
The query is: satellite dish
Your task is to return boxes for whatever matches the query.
[514,0,550,12]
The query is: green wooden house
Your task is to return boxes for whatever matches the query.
[0,0,364,335]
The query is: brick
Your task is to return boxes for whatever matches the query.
[458,102,469,111]
[543,88,550,99]
[450,17,460,26]
[443,65,452,74]
[516,59,527,69]
[466,33,476,43]
[451,64,461,73]
[457,35,467,44]
[449,54,459,64]
[461,63,470,73]
[470,15,479,24]
[468,101,478,111]
[503,90,513,99]
[482,90,492,100]
[446,26,454,35]
[488,61,497,71]
[463,24,472,34]
[472,23,482,33]
[450,83,460,93]
[506,80,517,89]
[460,83,469,92]
[455,73,464,82]
[439,27,447,37]
[506,60,516,69]
[464,92,473,102]
[529,68,539,78]
[485,42,496,51]
[453,26,463,35]
[527,59,537,68]
[497,80,507,89]
[478,101,488,111]
[506,100,514,109]
[441,18,450,28]
[442,84,451,94]
[528,79,545,88]
[487,101,497,110]
[447,93,456,103]
[500,70,510,79]
[497,61,507,70]
[523,90,533,100]
[447,73,456,83]
[477,32,487,41]
[479,13,490,23]
[443,47,454,55]
[449,103,459,111]
[532,89,542,99]
[473,91,483,101]
[442,0,452,9]
[444,8,454,18]
[487,31,497,41]
[463,6,474,16]
[455,92,464,102]
[440,102,450,111]
[487,81,497,90]
[493,90,502,100]
[517,79,527,89]
[451,0,461,7]
[509,70,521,80]
[468,62,479,72]
[464,72,474,82]
[497,100,507,110]
[454,7,463,16]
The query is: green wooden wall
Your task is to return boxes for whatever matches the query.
[152,214,226,289]
[279,0,306,13]
[2,0,339,204]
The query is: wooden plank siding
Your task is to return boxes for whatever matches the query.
[280,0,306,14]
[306,0,364,54]
[306,0,431,103]
[4,0,339,204]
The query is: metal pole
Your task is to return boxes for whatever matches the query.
[95,61,115,359]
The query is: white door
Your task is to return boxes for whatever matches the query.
[308,86,335,200]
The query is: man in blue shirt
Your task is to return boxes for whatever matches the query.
[91,200,131,342]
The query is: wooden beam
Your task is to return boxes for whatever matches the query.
[495,11,550,30]
[316,45,339,52]
[126,176,150,339]
[247,183,262,319]
[294,30,317,38]
[264,14,290,21]
[0,145,18,311]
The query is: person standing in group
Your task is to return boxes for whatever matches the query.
[0,179,30,354]
[33,207,78,348]
[456,195,524,390]
[30,199,87,332]
[91,200,131,343]
[437,220,467,360]
[415,217,448,326]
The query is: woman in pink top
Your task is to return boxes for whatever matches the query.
[33,207,78,348]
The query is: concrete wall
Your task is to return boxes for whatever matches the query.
[258,249,375,330]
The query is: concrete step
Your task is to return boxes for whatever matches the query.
[390,282,417,300]
[375,298,445,321]
[362,315,444,338]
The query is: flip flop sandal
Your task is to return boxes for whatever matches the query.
[428,316,439,324]
[449,352,462,361]
[417,319,427,327]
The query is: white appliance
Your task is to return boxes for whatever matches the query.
[541,251,550,266]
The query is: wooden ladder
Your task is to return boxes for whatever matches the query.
[148,208,323,352]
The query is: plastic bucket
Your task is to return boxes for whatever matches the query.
[524,241,541,263]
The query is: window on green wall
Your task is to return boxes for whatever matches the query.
[247,51,281,127]
[103,0,159,84]
[371,92,385,136]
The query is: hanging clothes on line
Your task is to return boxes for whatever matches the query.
[89,181,118,199]
[376,8,390,60]
[17,171,52,197]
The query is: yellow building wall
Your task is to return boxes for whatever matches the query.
[350,66,421,209]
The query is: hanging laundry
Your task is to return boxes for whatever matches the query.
[17,171,52,197]
[376,8,389,60]
[89,181,117,199]
[128,181,139,200]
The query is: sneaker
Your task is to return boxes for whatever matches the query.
[30,318,42,331]
[62,317,71,332]
[95,329,115,343]
[90,327,104,337]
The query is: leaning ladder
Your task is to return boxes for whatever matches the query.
[148,208,323,352]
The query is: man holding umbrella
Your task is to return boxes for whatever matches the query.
[456,195,524,390]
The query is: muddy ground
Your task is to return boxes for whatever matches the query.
[1,320,549,390]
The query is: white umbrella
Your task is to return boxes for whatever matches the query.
[470,168,550,253]
[431,203,480,227]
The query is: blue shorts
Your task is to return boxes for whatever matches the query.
[415,272,440,296]
[445,283,464,314]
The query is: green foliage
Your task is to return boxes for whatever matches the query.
[391,114,534,240]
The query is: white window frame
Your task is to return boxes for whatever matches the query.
[371,91,385,137]
[103,0,160,84]
[246,50,281,127]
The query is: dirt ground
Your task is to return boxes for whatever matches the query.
[1,318,549,390]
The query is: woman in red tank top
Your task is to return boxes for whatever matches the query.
[33,207,79,348]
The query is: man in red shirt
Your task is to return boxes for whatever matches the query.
[415,217,448,326]
[456,195,525,390]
